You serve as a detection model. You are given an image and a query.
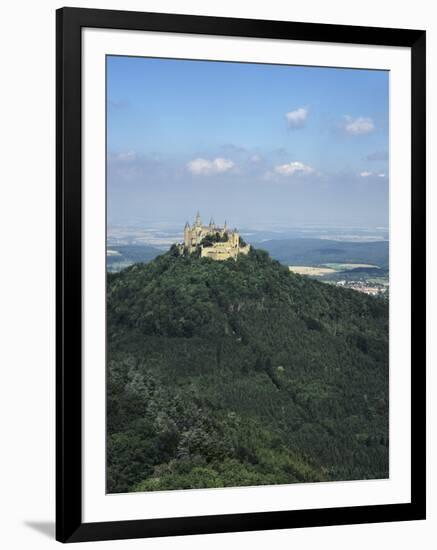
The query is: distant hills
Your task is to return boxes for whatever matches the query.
[107,238,389,272]
[254,238,389,269]
[107,244,163,272]
[107,247,389,493]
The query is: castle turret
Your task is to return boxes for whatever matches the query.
[184,221,191,249]
[195,211,202,227]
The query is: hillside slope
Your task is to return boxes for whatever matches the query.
[107,247,389,493]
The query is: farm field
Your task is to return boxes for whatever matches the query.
[322,263,380,271]
[288,266,337,276]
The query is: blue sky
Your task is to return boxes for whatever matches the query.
[107,55,389,228]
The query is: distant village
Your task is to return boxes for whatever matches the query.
[289,265,388,297]
[333,279,388,296]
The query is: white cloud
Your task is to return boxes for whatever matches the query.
[285,107,308,128]
[359,171,386,179]
[343,116,375,135]
[116,151,137,162]
[187,157,235,175]
[274,161,314,176]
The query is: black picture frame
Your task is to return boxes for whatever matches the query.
[56,6,426,543]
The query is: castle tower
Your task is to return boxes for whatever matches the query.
[184,221,191,248]
[195,211,202,227]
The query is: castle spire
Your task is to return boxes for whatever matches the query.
[195,210,201,227]
[209,217,215,227]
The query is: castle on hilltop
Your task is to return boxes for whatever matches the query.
[182,212,250,261]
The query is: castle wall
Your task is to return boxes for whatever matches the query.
[182,217,250,260]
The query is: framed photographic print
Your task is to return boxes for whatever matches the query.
[56,7,426,543]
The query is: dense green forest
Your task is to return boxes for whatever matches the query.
[107,246,389,493]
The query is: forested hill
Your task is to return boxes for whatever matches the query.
[107,247,389,493]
